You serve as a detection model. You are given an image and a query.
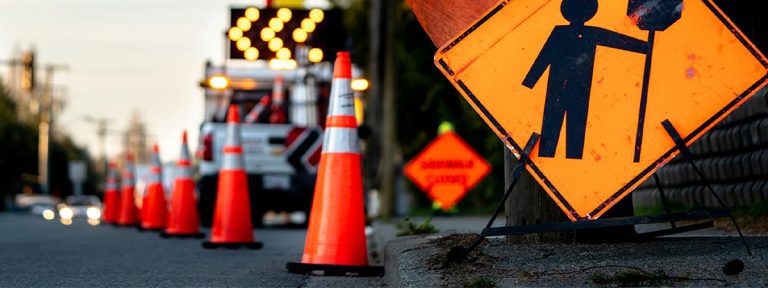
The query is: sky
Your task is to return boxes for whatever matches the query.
[0,0,328,161]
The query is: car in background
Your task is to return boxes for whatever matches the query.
[57,195,102,225]
[14,194,59,220]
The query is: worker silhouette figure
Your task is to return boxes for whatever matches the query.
[522,0,648,159]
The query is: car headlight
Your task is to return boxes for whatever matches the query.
[59,207,74,220]
[42,209,55,220]
[86,207,101,220]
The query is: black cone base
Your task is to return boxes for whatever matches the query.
[202,241,263,250]
[160,232,206,239]
[286,262,384,277]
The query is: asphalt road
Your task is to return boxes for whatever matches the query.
[0,214,382,287]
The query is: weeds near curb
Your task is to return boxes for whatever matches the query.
[396,217,439,237]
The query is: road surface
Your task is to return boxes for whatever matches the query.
[0,214,382,287]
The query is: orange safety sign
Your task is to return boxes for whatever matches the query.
[434,0,768,220]
[404,131,491,210]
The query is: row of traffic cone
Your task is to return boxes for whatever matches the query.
[102,131,204,238]
[100,52,382,276]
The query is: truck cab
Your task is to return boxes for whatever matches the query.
[197,60,342,227]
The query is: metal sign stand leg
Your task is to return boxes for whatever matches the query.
[445,121,752,263]
[446,132,540,263]
[660,119,752,256]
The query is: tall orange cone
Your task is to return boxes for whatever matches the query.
[141,144,168,231]
[102,161,121,224]
[202,105,262,249]
[287,52,383,276]
[162,131,205,238]
[117,153,139,227]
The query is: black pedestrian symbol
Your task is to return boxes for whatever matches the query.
[522,0,648,159]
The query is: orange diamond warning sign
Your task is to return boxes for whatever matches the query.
[435,0,768,220]
[404,131,491,210]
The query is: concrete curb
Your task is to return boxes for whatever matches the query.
[384,235,431,287]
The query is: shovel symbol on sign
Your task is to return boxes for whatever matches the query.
[628,0,684,162]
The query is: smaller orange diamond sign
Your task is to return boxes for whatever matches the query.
[404,131,491,210]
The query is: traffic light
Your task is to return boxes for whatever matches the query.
[227,7,346,63]
[21,51,35,91]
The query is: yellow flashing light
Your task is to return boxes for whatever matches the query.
[276,47,292,60]
[245,47,259,61]
[301,18,316,32]
[261,27,275,42]
[268,38,283,52]
[292,28,308,43]
[245,7,260,21]
[269,59,297,70]
[237,17,252,32]
[228,27,243,41]
[351,78,370,92]
[309,9,324,23]
[269,18,284,32]
[208,76,230,90]
[308,48,323,63]
[236,37,251,51]
[277,8,292,22]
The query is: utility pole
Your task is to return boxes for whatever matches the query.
[38,64,69,194]
[83,115,112,174]
[367,0,398,218]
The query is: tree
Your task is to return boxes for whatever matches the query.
[0,82,38,210]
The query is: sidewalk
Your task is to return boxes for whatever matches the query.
[378,216,767,287]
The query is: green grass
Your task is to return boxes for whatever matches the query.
[634,201,691,216]
[733,201,768,217]
[396,217,440,237]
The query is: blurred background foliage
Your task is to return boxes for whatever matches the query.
[0,81,97,211]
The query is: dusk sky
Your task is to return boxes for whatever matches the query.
[0,0,329,161]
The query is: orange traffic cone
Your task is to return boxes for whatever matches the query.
[287,52,383,276]
[117,153,139,227]
[244,95,271,123]
[141,144,168,231]
[162,131,205,239]
[102,161,121,224]
[202,105,262,249]
[268,75,287,124]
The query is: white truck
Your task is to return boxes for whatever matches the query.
[196,61,343,227]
